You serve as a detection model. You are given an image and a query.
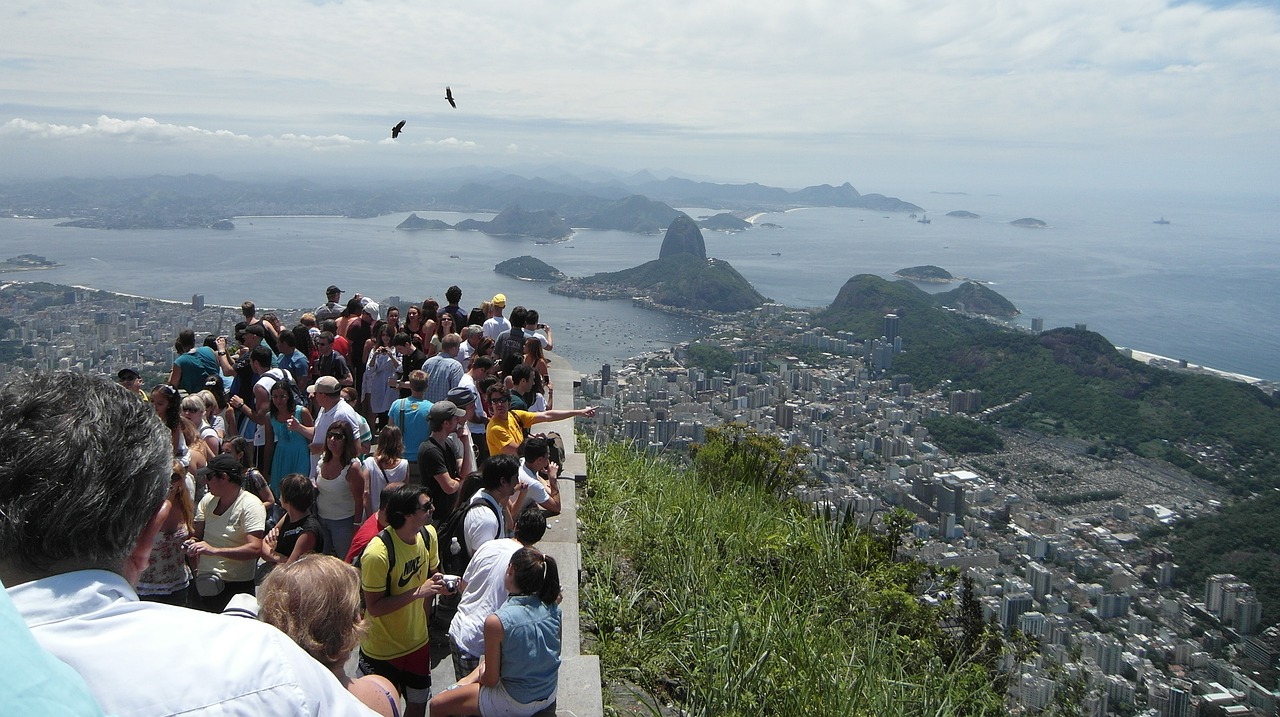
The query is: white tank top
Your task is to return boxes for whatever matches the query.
[315,458,356,519]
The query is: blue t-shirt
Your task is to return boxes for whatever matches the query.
[389,396,432,461]
[278,349,310,387]
[174,347,219,394]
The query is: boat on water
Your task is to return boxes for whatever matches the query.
[771,252,782,256]
[1154,217,1171,225]
[918,213,931,224]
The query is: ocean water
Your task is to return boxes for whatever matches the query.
[1,185,1277,381]
[696,187,1280,382]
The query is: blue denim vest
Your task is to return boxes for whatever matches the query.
[496,594,561,703]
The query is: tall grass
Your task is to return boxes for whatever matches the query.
[581,441,1004,716]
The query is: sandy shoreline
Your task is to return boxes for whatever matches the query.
[1123,348,1271,387]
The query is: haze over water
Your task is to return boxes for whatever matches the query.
[1,185,1276,382]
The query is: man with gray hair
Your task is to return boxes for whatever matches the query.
[456,324,484,367]
[0,372,376,716]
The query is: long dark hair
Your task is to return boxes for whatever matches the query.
[510,547,560,604]
[151,384,180,429]
[268,377,299,420]
[435,311,456,341]
[321,420,357,464]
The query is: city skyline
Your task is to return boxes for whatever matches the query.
[2,0,1279,195]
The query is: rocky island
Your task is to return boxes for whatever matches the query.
[946,210,980,219]
[454,206,572,241]
[210,219,235,230]
[1011,217,1048,228]
[697,213,752,231]
[494,255,566,282]
[894,265,955,283]
[1,254,61,273]
[396,213,453,231]
[550,214,766,314]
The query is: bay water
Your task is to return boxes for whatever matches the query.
[1,185,1276,381]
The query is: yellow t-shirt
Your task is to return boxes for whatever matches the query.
[486,410,537,456]
[359,525,439,660]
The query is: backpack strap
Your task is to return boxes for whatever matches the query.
[375,527,395,595]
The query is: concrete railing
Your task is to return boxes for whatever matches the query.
[429,354,603,716]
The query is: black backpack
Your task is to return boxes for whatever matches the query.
[353,525,438,605]
[437,495,501,576]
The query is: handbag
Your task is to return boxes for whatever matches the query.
[194,572,225,597]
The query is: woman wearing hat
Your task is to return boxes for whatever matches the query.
[184,454,267,613]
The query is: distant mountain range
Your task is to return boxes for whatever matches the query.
[0,171,923,233]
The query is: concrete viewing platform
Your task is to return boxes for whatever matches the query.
[428,353,603,716]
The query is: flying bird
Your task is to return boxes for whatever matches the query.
[445,87,456,108]
[391,120,406,139]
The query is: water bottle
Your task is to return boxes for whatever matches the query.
[450,537,461,556]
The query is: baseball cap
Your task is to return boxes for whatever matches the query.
[446,386,475,407]
[117,368,140,381]
[492,293,506,308]
[428,401,466,422]
[363,301,381,322]
[196,454,243,479]
[326,285,342,295]
[243,324,266,338]
[307,376,342,395]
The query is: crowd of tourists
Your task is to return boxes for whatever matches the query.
[0,283,596,717]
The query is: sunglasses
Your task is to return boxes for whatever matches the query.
[327,433,347,441]
[489,395,509,404]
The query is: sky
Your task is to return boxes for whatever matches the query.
[2,0,1279,195]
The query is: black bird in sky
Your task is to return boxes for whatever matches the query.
[391,120,406,139]
[445,87,456,108]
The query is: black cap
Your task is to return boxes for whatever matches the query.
[326,285,342,295]
[117,368,140,381]
[243,324,266,337]
[196,454,243,479]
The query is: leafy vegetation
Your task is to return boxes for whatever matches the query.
[922,416,1005,454]
[684,342,735,374]
[580,431,1007,716]
[1169,491,1280,616]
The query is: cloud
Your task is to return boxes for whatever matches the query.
[0,115,489,154]
[0,0,1277,189]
